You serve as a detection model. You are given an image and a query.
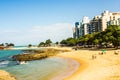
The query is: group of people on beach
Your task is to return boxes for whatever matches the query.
[92,49,120,60]
[92,49,106,59]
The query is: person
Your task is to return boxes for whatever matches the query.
[114,50,120,55]
[102,49,106,54]
[99,49,106,55]
[92,54,96,59]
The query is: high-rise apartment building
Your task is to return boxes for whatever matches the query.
[107,18,120,26]
[100,11,120,31]
[73,10,120,38]
[90,15,102,33]
[82,16,90,35]
[73,22,80,39]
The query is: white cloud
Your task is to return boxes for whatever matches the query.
[0,23,73,45]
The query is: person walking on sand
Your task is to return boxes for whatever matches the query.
[92,54,96,59]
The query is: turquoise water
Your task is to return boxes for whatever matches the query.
[0,49,79,80]
[3,57,71,80]
[0,50,23,60]
[0,50,23,67]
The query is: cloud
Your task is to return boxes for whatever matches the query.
[0,23,73,45]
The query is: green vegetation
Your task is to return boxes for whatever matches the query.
[55,41,59,45]
[0,43,14,47]
[0,43,4,46]
[38,39,52,47]
[5,43,15,47]
[37,25,120,48]
[60,25,120,48]
[28,44,32,47]
[60,37,77,46]
[45,39,52,46]
[38,42,45,47]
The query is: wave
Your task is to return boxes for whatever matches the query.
[0,60,9,67]
[0,60,18,68]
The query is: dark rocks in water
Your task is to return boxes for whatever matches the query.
[22,49,45,54]
[0,46,5,50]
[12,53,47,61]
[12,48,69,61]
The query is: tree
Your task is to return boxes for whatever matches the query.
[38,42,45,47]
[60,37,77,46]
[45,39,52,46]
[5,43,14,47]
[8,43,14,46]
[59,25,120,48]
[77,36,84,45]
[87,34,94,46]
[28,44,32,48]
[105,25,120,48]
[60,39,67,46]
[93,39,99,47]
[67,38,76,46]
[0,43,4,46]
[55,42,59,45]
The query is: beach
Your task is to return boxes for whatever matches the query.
[50,47,120,80]
[1,47,120,80]
[0,70,16,80]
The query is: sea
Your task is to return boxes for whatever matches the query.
[0,47,79,80]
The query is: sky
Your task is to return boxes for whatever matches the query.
[0,0,120,45]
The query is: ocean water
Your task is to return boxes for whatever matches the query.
[0,50,23,60]
[0,49,79,80]
[0,50,23,68]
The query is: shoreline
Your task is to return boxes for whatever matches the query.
[1,47,120,80]
[56,51,87,80]
[0,70,16,80]
[0,56,79,80]
[51,56,80,80]
[50,47,120,80]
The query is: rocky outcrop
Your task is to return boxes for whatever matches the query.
[0,70,16,80]
[13,48,69,61]
[0,46,4,50]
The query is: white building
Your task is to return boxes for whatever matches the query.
[82,16,90,35]
[101,11,120,31]
[73,10,120,38]
[107,18,120,27]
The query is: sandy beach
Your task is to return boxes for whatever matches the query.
[0,70,16,80]
[1,47,120,80]
[50,47,120,80]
